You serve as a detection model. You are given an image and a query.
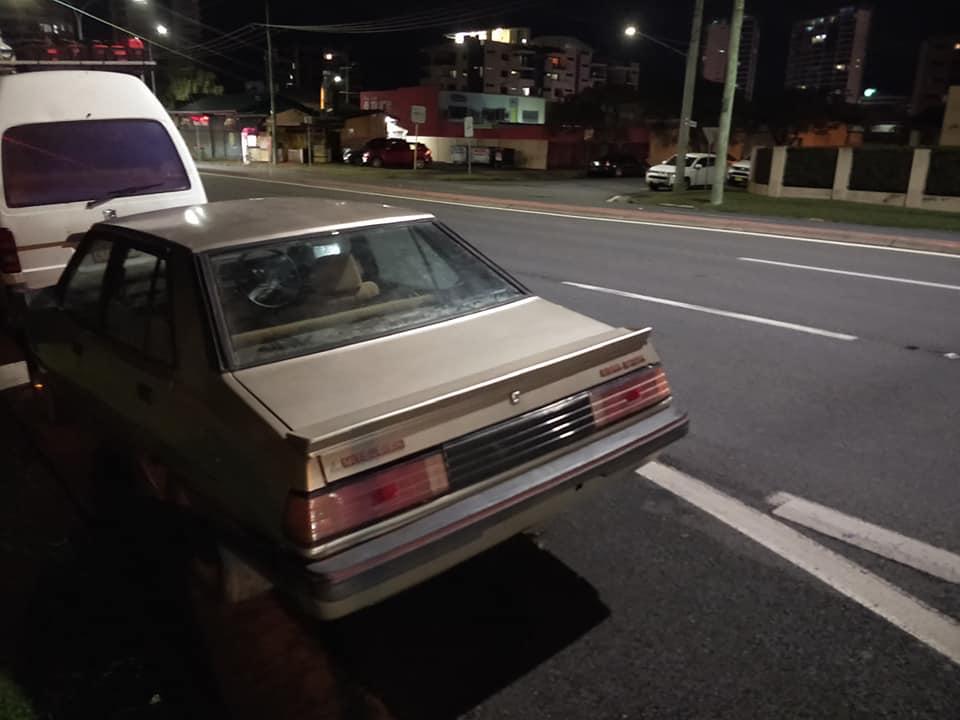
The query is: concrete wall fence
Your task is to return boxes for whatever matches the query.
[749,146,960,214]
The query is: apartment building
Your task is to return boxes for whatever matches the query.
[784,5,871,102]
[702,15,760,101]
[911,34,960,115]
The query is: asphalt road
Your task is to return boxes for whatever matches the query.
[187,172,960,718]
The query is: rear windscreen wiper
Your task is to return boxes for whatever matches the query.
[86,183,165,209]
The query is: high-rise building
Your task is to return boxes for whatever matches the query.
[702,15,760,101]
[911,34,960,116]
[421,29,638,101]
[422,27,536,96]
[784,6,871,102]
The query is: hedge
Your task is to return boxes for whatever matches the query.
[849,149,913,194]
[753,148,772,185]
[784,148,839,189]
[925,150,960,197]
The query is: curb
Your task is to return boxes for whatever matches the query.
[197,164,960,256]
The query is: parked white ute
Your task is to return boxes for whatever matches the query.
[645,153,717,191]
[0,70,206,322]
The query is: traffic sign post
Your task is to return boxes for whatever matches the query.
[464,116,474,175]
[411,105,426,171]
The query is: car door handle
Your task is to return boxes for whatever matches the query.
[136,382,154,405]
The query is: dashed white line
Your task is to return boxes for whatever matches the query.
[562,280,859,341]
[200,171,960,260]
[767,492,960,585]
[740,257,960,292]
[639,462,960,666]
[0,361,28,391]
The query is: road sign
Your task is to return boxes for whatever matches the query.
[411,105,426,125]
[464,116,474,138]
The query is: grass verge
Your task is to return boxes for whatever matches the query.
[0,671,35,720]
[633,189,960,234]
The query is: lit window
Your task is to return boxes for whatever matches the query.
[510,69,517,75]
[522,87,530,96]
[812,33,827,43]
[835,63,846,70]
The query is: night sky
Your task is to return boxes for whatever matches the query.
[105,1,960,98]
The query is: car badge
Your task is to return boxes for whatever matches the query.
[102,208,117,220]
[509,390,521,405]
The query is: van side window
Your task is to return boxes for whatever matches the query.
[62,238,113,325]
[102,246,175,366]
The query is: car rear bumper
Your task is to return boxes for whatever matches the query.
[289,403,688,619]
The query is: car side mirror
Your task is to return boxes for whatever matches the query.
[693,163,703,170]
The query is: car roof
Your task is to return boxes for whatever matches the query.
[102,197,434,253]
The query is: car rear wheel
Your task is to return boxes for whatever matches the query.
[371,156,383,168]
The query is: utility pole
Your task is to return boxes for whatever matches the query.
[265,1,277,165]
[674,0,704,193]
[710,0,745,205]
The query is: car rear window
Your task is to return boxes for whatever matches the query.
[2,119,190,208]
[208,222,524,367]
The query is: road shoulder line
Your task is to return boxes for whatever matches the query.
[639,462,960,666]
[767,492,960,584]
[199,169,960,259]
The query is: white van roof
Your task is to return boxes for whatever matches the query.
[0,71,166,129]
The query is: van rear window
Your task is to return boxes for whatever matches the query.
[2,119,190,208]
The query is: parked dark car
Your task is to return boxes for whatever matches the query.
[361,138,432,168]
[588,153,647,178]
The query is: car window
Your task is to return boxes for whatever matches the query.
[2,119,190,208]
[102,245,175,365]
[61,237,113,324]
[208,222,524,367]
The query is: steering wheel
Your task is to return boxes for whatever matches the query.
[237,249,302,309]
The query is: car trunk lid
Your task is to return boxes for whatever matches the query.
[231,297,659,484]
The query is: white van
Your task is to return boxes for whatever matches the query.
[0,70,206,315]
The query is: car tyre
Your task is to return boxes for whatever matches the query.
[371,156,383,168]
[684,177,691,191]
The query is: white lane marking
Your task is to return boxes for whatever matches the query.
[200,172,960,260]
[21,263,69,274]
[562,280,859,341]
[639,462,960,666]
[0,361,29,391]
[767,492,960,585]
[740,257,960,292]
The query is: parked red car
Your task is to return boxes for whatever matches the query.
[362,138,432,168]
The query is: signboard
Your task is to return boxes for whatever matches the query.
[464,116,474,138]
[411,105,426,125]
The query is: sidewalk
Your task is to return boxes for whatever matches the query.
[198,161,960,256]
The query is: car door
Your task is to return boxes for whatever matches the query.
[92,235,186,456]
[388,139,412,166]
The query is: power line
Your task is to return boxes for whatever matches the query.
[261,2,540,34]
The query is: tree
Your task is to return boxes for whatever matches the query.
[159,62,224,107]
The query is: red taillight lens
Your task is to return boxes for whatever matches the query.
[589,367,671,428]
[284,452,449,547]
[0,228,21,274]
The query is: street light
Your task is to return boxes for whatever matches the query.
[324,52,334,61]
[624,25,638,38]
[333,75,343,83]
[156,24,168,36]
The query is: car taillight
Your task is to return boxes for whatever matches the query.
[284,452,449,547]
[0,228,20,274]
[424,148,432,157]
[589,367,671,428]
